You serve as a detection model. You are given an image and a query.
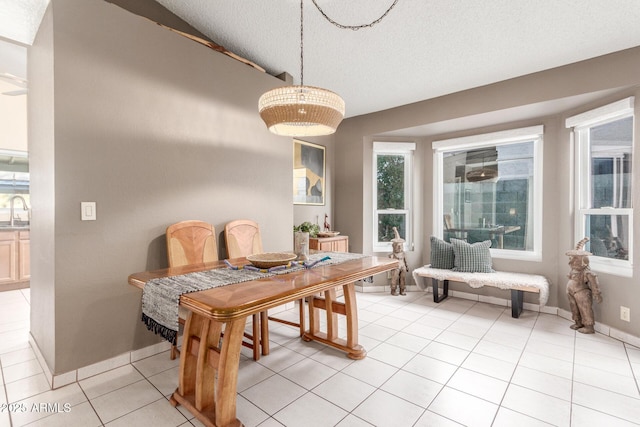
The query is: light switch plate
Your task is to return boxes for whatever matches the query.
[81,202,96,221]
[621,306,631,322]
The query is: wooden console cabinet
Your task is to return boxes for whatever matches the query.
[310,235,348,252]
[0,230,30,291]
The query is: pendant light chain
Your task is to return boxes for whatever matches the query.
[301,0,400,84]
[311,0,400,31]
[300,0,304,86]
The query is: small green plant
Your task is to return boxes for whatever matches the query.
[293,221,320,238]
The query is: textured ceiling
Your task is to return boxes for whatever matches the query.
[154,0,640,118]
[0,0,49,46]
[1,1,640,117]
[0,0,48,93]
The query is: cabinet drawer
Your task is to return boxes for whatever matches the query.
[310,236,349,253]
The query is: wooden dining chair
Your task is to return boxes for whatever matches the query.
[224,219,264,259]
[166,220,264,361]
[225,220,306,355]
[224,219,269,359]
[166,220,218,360]
[167,220,218,267]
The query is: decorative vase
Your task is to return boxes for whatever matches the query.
[294,231,309,261]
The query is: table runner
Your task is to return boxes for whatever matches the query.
[141,252,366,344]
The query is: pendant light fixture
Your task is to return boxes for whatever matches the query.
[465,168,498,182]
[259,0,345,137]
[466,153,498,182]
[259,0,399,137]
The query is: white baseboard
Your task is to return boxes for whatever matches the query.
[29,334,54,388]
[29,335,173,390]
[355,284,420,293]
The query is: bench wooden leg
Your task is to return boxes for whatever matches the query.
[432,278,449,303]
[511,289,524,318]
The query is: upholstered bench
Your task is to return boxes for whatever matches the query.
[412,266,550,318]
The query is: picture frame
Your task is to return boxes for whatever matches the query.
[293,139,325,205]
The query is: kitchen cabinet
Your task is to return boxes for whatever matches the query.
[18,231,30,282]
[0,230,30,290]
[309,235,348,253]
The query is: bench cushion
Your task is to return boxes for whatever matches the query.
[451,238,495,273]
[412,266,549,306]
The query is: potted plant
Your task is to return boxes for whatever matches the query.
[293,221,320,238]
[293,222,319,261]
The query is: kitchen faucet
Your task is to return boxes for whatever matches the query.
[10,195,29,227]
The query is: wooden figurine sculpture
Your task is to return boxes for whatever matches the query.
[324,213,331,232]
[388,227,408,296]
[566,237,603,334]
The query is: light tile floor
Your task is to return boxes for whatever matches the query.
[1,288,640,426]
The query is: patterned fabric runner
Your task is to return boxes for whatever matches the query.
[141,252,367,344]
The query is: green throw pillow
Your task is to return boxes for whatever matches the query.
[450,238,495,273]
[430,236,455,269]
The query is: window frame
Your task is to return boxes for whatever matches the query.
[372,141,415,252]
[432,125,544,261]
[566,97,634,277]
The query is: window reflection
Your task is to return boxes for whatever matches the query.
[585,116,632,261]
[590,117,632,209]
[442,141,535,251]
[585,215,629,260]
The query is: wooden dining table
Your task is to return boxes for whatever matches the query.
[129,255,398,427]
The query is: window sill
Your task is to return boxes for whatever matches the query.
[490,249,542,262]
[373,243,412,253]
[589,258,632,278]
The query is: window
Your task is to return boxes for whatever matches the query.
[566,97,634,277]
[433,126,544,260]
[0,150,30,227]
[373,142,415,252]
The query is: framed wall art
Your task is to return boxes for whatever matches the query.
[293,139,325,205]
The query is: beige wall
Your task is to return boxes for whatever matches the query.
[28,3,56,371]
[29,0,298,373]
[335,47,640,337]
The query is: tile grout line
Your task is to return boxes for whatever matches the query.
[433,300,515,426]
[623,343,640,397]
[408,299,483,426]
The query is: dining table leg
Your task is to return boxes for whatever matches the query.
[170,311,246,427]
[302,282,365,360]
[342,283,365,359]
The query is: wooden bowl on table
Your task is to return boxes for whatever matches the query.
[246,252,297,269]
